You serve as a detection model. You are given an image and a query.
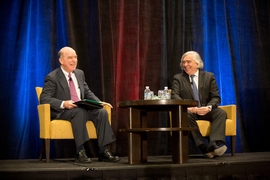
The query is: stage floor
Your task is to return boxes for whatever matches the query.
[1,152,270,179]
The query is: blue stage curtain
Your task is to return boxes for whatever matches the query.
[0,0,54,159]
[165,0,270,153]
[0,0,269,159]
[0,0,101,159]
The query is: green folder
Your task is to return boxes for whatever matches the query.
[74,99,103,110]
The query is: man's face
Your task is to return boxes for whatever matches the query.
[59,48,78,73]
[181,54,198,75]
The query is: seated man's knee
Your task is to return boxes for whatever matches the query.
[99,108,108,116]
[95,108,109,120]
[218,108,227,117]
[214,108,227,120]
[72,107,88,116]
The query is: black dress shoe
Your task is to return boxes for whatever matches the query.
[75,149,92,163]
[98,149,121,162]
[204,143,227,158]
[204,144,216,158]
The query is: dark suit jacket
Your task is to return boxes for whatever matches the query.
[171,70,221,109]
[40,68,100,119]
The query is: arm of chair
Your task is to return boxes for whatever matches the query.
[219,105,237,135]
[103,104,112,125]
[37,104,52,139]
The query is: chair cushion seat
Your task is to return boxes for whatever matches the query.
[196,120,211,136]
[50,120,74,138]
[197,118,236,137]
[50,120,97,139]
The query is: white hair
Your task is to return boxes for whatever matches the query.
[180,51,204,69]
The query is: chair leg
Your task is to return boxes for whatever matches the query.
[45,139,50,163]
[39,139,45,161]
[230,136,236,156]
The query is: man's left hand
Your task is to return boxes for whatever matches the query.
[101,102,113,108]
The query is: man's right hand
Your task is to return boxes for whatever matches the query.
[188,107,198,114]
[64,100,78,109]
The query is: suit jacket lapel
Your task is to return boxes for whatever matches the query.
[57,68,70,99]
[74,70,85,100]
[198,70,205,101]
[198,70,204,90]
[183,73,194,98]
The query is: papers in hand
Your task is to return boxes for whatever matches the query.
[73,99,103,110]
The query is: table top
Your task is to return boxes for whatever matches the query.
[118,99,198,109]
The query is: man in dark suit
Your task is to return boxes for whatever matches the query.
[40,46,120,163]
[171,51,227,158]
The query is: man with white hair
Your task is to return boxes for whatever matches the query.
[171,51,227,158]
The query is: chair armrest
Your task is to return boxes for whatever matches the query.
[219,104,237,135]
[103,104,112,125]
[37,104,52,139]
[219,105,236,122]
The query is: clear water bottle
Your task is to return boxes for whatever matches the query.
[164,86,170,99]
[144,86,150,100]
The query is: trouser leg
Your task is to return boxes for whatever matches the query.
[188,112,205,147]
[59,108,89,148]
[208,108,226,144]
[88,108,116,149]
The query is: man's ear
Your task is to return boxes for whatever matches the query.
[59,58,63,65]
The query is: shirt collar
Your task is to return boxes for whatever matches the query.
[194,70,199,77]
[190,70,199,77]
[61,67,74,80]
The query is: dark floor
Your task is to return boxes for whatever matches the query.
[1,152,270,179]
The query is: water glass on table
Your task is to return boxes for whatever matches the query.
[158,90,165,99]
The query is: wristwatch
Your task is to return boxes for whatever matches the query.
[207,105,212,112]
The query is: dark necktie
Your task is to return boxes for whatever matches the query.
[190,75,201,107]
[68,73,79,102]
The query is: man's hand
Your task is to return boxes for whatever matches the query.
[64,100,78,109]
[188,107,198,114]
[196,107,210,116]
[101,102,113,108]
[188,106,210,116]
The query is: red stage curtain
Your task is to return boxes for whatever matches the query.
[98,0,168,155]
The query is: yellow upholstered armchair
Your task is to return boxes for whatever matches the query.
[196,105,237,156]
[35,87,112,162]
[170,104,237,156]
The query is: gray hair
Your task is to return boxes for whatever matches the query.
[180,51,204,69]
